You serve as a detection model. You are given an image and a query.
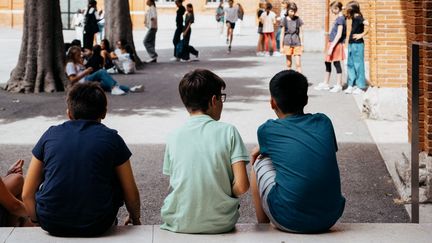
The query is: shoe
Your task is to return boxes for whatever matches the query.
[314,82,331,91]
[169,57,180,62]
[352,87,365,95]
[256,52,264,57]
[145,57,157,63]
[273,51,283,57]
[130,85,144,92]
[329,84,342,93]
[111,86,126,95]
[344,86,353,94]
[106,67,118,74]
[264,52,270,57]
[180,59,190,63]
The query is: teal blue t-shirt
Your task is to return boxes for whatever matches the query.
[258,113,345,233]
[161,115,249,233]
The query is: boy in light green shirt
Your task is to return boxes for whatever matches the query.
[161,69,250,233]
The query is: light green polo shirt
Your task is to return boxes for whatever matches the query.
[161,115,249,233]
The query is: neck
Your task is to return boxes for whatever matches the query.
[277,110,304,119]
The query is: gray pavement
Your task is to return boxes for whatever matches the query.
[0,26,410,225]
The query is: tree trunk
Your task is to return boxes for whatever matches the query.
[105,0,143,68]
[6,0,67,93]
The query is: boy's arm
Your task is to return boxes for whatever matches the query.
[231,161,249,197]
[115,160,141,225]
[22,156,44,224]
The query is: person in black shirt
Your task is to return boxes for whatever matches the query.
[172,0,185,61]
[180,3,199,62]
[344,1,369,94]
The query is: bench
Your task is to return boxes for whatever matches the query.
[1,223,431,242]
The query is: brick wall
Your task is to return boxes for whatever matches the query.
[407,0,432,154]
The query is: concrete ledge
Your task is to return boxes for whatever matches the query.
[1,223,431,242]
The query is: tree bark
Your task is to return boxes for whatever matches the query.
[105,0,143,67]
[6,0,67,93]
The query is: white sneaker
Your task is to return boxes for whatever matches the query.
[256,52,265,57]
[264,52,270,57]
[106,67,118,74]
[145,57,157,63]
[130,85,144,92]
[329,84,342,93]
[273,51,283,57]
[180,59,190,63]
[314,82,331,91]
[344,86,354,94]
[111,86,126,95]
[169,57,180,62]
[352,87,365,95]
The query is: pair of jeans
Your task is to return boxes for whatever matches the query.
[85,69,129,92]
[180,29,198,60]
[347,43,366,89]
[144,28,158,59]
[173,27,183,57]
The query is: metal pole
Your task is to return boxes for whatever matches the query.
[411,43,420,223]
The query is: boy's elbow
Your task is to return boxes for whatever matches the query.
[235,180,250,196]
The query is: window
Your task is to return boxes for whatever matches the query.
[155,0,175,4]
[60,0,87,30]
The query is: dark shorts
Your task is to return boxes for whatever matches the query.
[226,21,236,29]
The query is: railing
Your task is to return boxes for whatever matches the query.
[411,42,432,223]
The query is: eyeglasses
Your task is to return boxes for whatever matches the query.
[220,93,226,103]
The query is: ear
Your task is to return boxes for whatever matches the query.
[270,97,277,110]
[101,109,107,120]
[210,95,217,107]
[66,109,73,120]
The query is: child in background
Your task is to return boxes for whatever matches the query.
[280,2,304,72]
[260,2,277,56]
[256,2,266,56]
[315,1,346,92]
[161,69,249,233]
[344,1,369,94]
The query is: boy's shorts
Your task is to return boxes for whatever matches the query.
[253,157,298,233]
[226,21,236,29]
[282,46,303,56]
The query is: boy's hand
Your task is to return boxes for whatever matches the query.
[7,159,24,175]
[124,215,142,225]
[250,146,261,165]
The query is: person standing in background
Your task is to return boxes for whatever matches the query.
[172,0,186,62]
[224,0,239,53]
[215,0,225,37]
[83,0,100,50]
[144,0,158,63]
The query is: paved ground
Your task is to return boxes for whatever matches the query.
[0,26,410,225]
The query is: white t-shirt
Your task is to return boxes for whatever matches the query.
[145,5,158,29]
[224,6,239,23]
[260,11,276,33]
[65,62,87,84]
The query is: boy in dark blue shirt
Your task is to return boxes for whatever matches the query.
[23,83,141,236]
[250,70,345,233]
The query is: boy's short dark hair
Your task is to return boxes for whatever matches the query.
[179,69,226,112]
[287,2,298,12]
[67,83,107,120]
[269,70,308,114]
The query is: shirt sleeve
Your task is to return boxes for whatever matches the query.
[32,128,52,162]
[257,123,269,156]
[65,62,77,77]
[336,16,345,26]
[230,126,249,164]
[299,17,304,27]
[112,134,132,167]
[162,144,172,176]
[150,7,157,19]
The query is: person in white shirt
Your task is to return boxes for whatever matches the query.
[72,9,84,44]
[260,3,277,56]
[144,0,158,63]
[224,0,239,53]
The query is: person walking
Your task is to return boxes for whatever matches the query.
[215,0,225,37]
[260,3,277,56]
[224,0,239,53]
[171,0,186,62]
[144,0,158,63]
[180,3,199,62]
[280,2,304,72]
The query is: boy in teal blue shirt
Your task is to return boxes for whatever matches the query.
[161,69,249,233]
[250,70,345,233]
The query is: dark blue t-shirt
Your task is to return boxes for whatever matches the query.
[32,120,131,229]
[329,16,346,43]
[258,113,345,233]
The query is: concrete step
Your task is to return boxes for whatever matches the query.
[1,223,431,243]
